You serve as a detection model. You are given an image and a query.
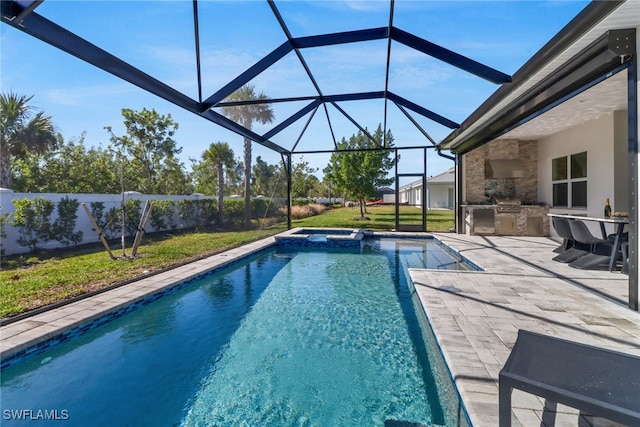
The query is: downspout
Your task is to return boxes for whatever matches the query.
[436,146,458,232]
[436,146,455,162]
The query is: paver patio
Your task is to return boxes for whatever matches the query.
[415,233,640,426]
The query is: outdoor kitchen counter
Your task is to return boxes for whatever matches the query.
[462,204,550,236]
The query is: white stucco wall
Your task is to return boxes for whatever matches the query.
[0,191,213,256]
[613,110,630,212]
[538,113,616,212]
[398,182,454,209]
[398,185,421,206]
[427,184,453,209]
[537,113,616,237]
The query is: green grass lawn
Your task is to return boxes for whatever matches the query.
[0,206,453,318]
[293,205,454,231]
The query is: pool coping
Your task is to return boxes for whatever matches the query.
[275,226,364,241]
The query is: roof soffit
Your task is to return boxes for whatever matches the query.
[440,0,638,152]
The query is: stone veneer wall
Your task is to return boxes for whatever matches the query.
[464,139,538,204]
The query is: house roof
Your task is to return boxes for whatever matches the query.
[426,167,455,184]
[398,167,454,191]
[377,187,395,195]
[438,0,637,154]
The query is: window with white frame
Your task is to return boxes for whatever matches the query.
[552,151,587,208]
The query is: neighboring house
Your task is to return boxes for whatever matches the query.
[376,187,395,202]
[398,168,454,209]
[438,1,639,310]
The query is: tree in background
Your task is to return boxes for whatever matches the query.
[12,133,121,193]
[252,156,280,198]
[105,108,191,195]
[290,157,319,199]
[324,125,395,218]
[0,92,57,189]
[159,155,194,195]
[225,159,245,196]
[203,142,235,226]
[316,179,335,201]
[221,85,274,228]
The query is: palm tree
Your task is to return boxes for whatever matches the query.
[221,85,274,229]
[0,92,57,189]
[203,142,235,227]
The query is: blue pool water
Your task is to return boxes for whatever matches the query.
[1,238,470,426]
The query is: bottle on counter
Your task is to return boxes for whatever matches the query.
[604,198,612,218]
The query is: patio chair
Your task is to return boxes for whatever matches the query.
[551,217,589,263]
[567,220,615,270]
[552,216,574,253]
[621,242,629,275]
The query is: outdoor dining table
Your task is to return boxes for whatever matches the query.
[548,213,629,272]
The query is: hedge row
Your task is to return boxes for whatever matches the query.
[2,197,286,255]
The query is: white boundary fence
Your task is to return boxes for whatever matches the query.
[0,189,212,256]
[0,190,344,256]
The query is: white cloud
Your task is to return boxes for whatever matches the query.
[44,83,135,107]
[341,0,389,12]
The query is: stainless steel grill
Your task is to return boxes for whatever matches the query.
[495,197,522,214]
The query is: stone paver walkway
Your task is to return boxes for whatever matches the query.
[412,233,640,427]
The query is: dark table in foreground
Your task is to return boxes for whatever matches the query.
[499,330,640,427]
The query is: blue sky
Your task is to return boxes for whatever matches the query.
[1,0,590,186]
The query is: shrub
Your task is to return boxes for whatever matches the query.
[252,198,284,220]
[307,203,326,215]
[102,200,142,240]
[223,199,244,223]
[285,203,326,219]
[89,202,108,232]
[149,200,176,231]
[51,196,83,247]
[0,209,10,256]
[104,206,121,240]
[198,199,217,230]
[177,199,197,229]
[292,199,314,207]
[124,199,142,237]
[11,197,55,251]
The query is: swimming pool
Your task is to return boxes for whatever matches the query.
[1,237,472,426]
